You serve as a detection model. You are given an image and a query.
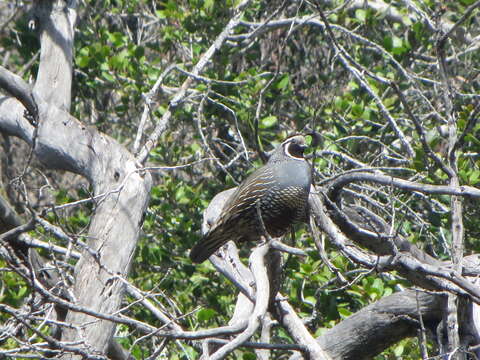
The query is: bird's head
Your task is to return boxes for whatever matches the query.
[282,135,308,159]
[266,134,308,163]
[266,132,320,162]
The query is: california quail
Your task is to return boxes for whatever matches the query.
[190,134,312,263]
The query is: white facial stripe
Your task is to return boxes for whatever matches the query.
[284,141,305,160]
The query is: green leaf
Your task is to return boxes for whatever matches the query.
[108,32,126,47]
[384,36,393,51]
[76,47,90,68]
[351,103,364,117]
[470,170,480,184]
[16,286,27,299]
[334,97,350,112]
[175,186,192,205]
[383,96,397,108]
[394,343,404,356]
[156,10,167,19]
[392,36,403,53]
[242,352,256,360]
[413,148,426,171]
[371,278,384,294]
[338,307,352,318]
[301,263,313,274]
[276,74,290,90]
[197,308,217,322]
[204,0,214,10]
[465,134,480,146]
[102,71,115,82]
[413,22,423,37]
[109,50,128,70]
[346,289,363,298]
[259,115,278,129]
[355,9,367,23]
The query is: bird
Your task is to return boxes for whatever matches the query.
[189,134,313,263]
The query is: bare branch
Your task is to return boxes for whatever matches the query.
[290,289,446,360]
[0,66,38,125]
[275,298,332,360]
[310,190,480,303]
[325,171,480,201]
[0,219,35,243]
[437,0,480,47]
[209,243,271,359]
[136,0,253,163]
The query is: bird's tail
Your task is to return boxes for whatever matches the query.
[189,227,230,263]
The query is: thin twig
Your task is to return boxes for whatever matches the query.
[136,0,253,163]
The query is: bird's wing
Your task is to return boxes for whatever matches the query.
[217,166,275,225]
[189,166,275,263]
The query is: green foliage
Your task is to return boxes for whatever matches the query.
[0,264,28,308]
[3,0,480,358]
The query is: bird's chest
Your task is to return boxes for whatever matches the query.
[257,160,311,235]
[271,159,311,191]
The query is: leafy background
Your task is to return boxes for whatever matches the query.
[1,0,480,358]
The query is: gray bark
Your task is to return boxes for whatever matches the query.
[0,1,152,358]
[287,289,446,360]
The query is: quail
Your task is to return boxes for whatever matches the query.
[189,134,312,263]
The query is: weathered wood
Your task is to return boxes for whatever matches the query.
[287,290,445,360]
[33,0,77,111]
[0,1,152,358]
[317,290,444,360]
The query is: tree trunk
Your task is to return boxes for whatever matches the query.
[0,1,152,357]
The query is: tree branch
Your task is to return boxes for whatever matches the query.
[325,171,480,201]
[136,0,253,164]
[289,289,445,360]
[0,66,38,125]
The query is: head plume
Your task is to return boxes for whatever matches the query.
[267,134,308,162]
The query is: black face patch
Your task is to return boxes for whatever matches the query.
[285,140,307,159]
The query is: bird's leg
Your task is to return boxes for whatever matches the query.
[255,201,272,245]
[290,227,295,246]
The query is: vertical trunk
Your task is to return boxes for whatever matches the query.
[33,0,76,111]
[29,1,153,357]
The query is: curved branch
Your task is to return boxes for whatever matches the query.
[290,289,446,360]
[210,243,271,359]
[0,66,38,124]
[274,298,332,359]
[325,171,480,201]
[309,190,480,303]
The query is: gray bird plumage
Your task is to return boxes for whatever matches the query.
[190,135,312,263]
